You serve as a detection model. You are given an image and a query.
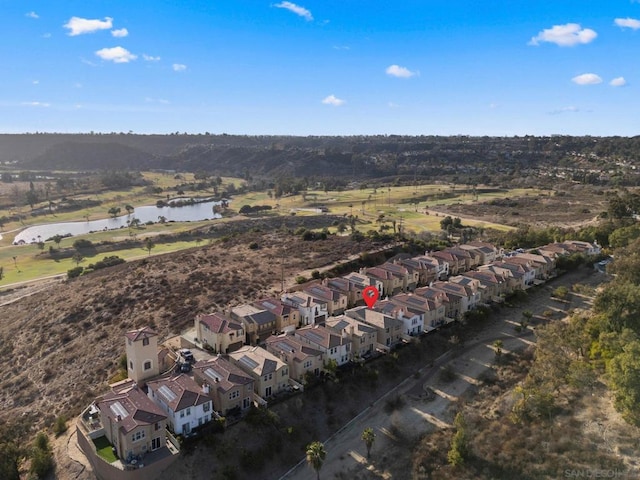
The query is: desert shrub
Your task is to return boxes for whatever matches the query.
[553,286,569,299]
[53,416,67,437]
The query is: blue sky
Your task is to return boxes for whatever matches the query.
[2,1,640,136]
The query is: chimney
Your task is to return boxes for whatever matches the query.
[202,383,210,394]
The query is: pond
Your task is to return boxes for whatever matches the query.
[13,199,225,245]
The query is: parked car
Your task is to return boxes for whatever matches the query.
[179,348,195,363]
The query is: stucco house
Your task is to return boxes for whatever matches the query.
[326,315,377,360]
[265,334,325,383]
[230,304,278,345]
[192,356,254,415]
[96,379,168,461]
[303,284,349,316]
[345,306,403,350]
[253,297,300,333]
[229,346,290,399]
[294,324,352,366]
[195,312,245,354]
[281,292,328,326]
[146,374,214,436]
[374,299,425,337]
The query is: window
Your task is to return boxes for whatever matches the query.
[151,437,161,450]
[360,337,364,344]
[143,337,149,346]
[129,361,133,370]
[155,422,161,431]
[186,408,191,416]
[229,391,239,400]
[131,431,145,442]
[268,373,273,380]
[203,402,210,412]
[265,386,272,397]
[144,361,152,371]
[180,410,185,418]
[243,397,251,409]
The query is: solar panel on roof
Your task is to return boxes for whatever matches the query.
[275,341,295,353]
[205,368,223,382]
[109,401,129,419]
[262,301,277,310]
[239,355,259,370]
[305,331,325,344]
[158,385,177,403]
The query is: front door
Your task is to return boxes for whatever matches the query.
[151,437,161,450]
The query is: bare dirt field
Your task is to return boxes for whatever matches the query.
[430,185,608,229]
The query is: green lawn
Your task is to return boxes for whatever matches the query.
[93,436,118,463]
[0,181,530,287]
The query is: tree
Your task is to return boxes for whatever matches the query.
[157,215,167,224]
[72,252,84,267]
[305,441,326,480]
[361,427,375,458]
[447,412,468,466]
[0,266,3,280]
[30,432,53,478]
[125,204,134,215]
[145,238,155,256]
[493,339,503,358]
[607,340,640,425]
[52,235,63,248]
[108,206,121,218]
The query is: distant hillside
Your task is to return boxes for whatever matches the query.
[3,133,640,183]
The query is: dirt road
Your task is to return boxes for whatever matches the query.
[281,267,604,480]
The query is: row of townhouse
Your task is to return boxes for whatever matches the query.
[80,239,599,475]
[191,240,598,351]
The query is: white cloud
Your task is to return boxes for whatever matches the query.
[385,64,417,78]
[529,23,597,46]
[145,97,170,104]
[273,2,313,21]
[322,94,345,106]
[614,18,640,30]
[64,16,113,36]
[95,46,137,63]
[610,77,627,87]
[26,11,39,19]
[22,101,50,107]
[32,80,39,85]
[388,102,400,108]
[572,73,602,85]
[111,28,129,38]
[143,54,161,62]
[549,106,579,115]
[172,63,187,72]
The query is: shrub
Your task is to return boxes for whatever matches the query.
[295,276,308,284]
[248,242,260,250]
[67,267,84,279]
[72,239,93,250]
[53,415,67,437]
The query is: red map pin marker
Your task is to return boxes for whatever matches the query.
[362,286,379,309]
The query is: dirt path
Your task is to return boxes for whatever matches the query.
[281,267,603,480]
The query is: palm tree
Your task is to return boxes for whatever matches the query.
[361,427,376,458]
[305,441,326,480]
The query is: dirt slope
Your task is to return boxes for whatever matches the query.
[0,231,383,441]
